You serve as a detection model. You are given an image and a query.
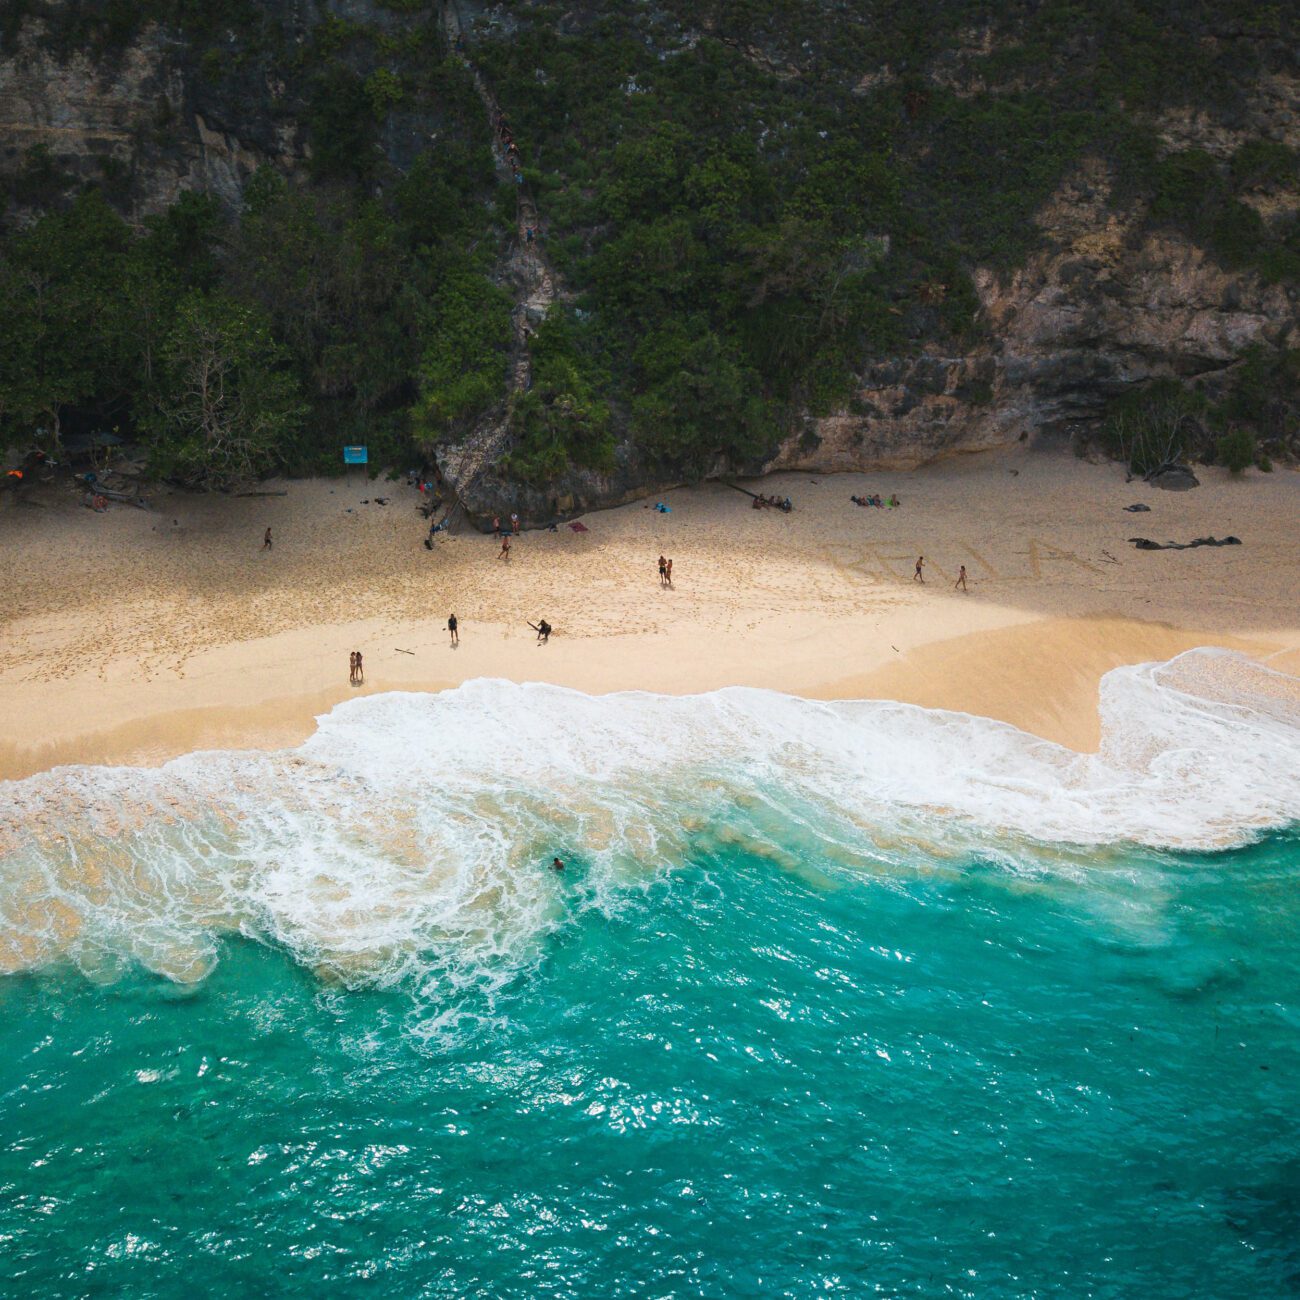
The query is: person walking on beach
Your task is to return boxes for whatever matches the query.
[448,613,459,646]
[349,651,357,684]
[658,554,667,587]
[914,555,925,583]
[955,564,968,592]
[262,526,273,551]
[499,534,511,560]
[665,558,673,587]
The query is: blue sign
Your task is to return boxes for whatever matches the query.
[343,445,368,465]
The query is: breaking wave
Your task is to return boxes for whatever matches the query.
[1,649,1296,991]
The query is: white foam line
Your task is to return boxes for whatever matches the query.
[1,649,1295,985]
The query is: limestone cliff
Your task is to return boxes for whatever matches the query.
[770,154,1300,476]
[3,1,1297,521]
[0,15,304,216]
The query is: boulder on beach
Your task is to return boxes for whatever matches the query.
[1148,466,1200,492]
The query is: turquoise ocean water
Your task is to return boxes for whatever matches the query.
[2,653,1298,1297]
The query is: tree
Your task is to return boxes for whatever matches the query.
[505,312,612,480]
[143,294,306,486]
[1101,378,1206,475]
[412,266,512,441]
[0,191,134,449]
[630,319,773,476]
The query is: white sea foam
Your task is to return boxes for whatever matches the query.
[1,649,1296,987]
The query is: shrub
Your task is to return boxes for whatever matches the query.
[412,267,512,441]
[1231,139,1298,190]
[1215,425,1256,474]
[364,68,405,116]
[504,312,613,480]
[1101,379,1206,474]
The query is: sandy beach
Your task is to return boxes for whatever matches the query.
[2,445,1297,780]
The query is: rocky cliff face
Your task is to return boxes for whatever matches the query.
[769,154,1300,475]
[452,140,1300,522]
[0,16,305,217]
[4,3,1297,519]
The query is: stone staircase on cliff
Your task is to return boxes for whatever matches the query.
[434,0,559,516]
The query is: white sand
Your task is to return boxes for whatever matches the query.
[2,446,1297,778]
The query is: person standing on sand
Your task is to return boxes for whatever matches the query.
[448,613,459,646]
[262,527,272,551]
[355,651,364,684]
[499,534,511,560]
[955,565,968,592]
[349,651,357,685]
[665,558,673,587]
[914,556,925,583]
[658,555,667,587]
[492,516,500,537]
[511,512,520,534]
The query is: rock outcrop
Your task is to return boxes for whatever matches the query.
[4,3,1296,524]
[768,156,1300,476]
[0,17,304,217]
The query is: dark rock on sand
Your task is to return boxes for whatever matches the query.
[1148,466,1201,492]
[1128,536,1241,550]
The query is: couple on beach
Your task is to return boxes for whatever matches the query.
[657,555,674,587]
[348,651,364,684]
[914,557,969,591]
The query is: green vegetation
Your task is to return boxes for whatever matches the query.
[1149,147,1300,283]
[142,293,306,485]
[1102,349,1298,475]
[1101,379,1208,476]
[1215,425,1257,475]
[0,10,502,483]
[1,0,1296,484]
[505,313,613,482]
[471,0,1298,473]
[413,266,513,442]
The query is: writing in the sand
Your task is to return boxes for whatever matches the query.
[822,538,1104,583]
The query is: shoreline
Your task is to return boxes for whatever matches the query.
[3,447,1297,780]
[3,613,1296,781]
